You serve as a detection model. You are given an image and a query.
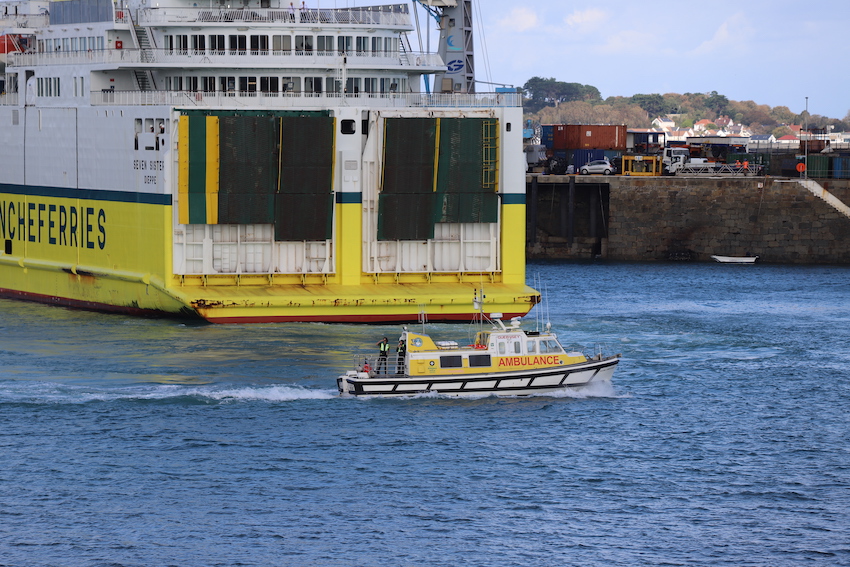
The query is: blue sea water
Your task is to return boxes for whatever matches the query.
[1,261,849,566]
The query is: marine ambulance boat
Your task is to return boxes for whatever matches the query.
[337,317,621,397]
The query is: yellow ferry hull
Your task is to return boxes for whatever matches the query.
[0,188,537,322]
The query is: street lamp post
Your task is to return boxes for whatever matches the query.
[804,96,808,179]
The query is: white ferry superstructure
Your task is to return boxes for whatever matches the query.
[0,0,538,323]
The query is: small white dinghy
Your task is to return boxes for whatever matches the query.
[711,255,759,264]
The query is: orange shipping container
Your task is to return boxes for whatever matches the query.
[563,125,627,151]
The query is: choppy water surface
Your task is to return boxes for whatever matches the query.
[1,261,849,566]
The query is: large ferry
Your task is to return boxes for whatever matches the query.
[0,0,537,323]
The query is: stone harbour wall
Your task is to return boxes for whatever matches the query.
[527,176,850,264]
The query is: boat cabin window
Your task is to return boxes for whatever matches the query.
[229,35,247,55]
[337,36,352,54]
[498,342,506,355]
[538,340,563,354]
[468,355,491,368]
[440,356,463,369]
[526,340,537,354]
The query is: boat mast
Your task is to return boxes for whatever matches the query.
[413,0,475,94]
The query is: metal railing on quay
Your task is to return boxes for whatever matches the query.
[90,90,521,108]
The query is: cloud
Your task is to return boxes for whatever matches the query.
[497,8,538,32]
[691,13,751,56]
[564,8,608,30]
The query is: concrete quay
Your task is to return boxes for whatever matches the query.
[526,174,850,264]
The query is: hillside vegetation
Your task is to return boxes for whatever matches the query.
[523,77,850,136]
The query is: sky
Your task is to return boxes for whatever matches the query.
[401,0,848,120]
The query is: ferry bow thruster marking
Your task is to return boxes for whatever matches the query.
[0,0,537,323]
[337,316,621,398]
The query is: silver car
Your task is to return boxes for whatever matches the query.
[580,160,616,175]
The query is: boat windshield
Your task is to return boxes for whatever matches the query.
[538,339,563,354]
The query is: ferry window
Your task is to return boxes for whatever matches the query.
[316,35,333,54]
[355,36,368,54]
[469,355,491,368]
[526,340,537,354]
[272,35,291,53]
[363,78,377,94]
[45,39,52,51]
[145,118,154,132]
[220,76,236,94]
[440,356,463,369]
[498,342,506,355]
[210,35,225,54]
[89,37,97,50]
[295,35,313,54]
[337,35,351,54]
[71,37,78,51]
[62,38,70,51]
[250,35,268,55]
[98,37,105,50]
[156,119,166,134]
[341,120,355,135]
[345,77,360,94]
[384,37,398,54]
[229,35,246,55]
[186,77,198,92]
[282,77,299,93]
[37,78,43,97]
[135,118,143,133]
[80,37,87,51]
[304,77,322,94]
[202,76,216,92]
[176,35,188,54]
[260,76,279,94]
[192,35,205,54]
[238,76,257,93]
[326,78,341,94]
[371,37,381,54]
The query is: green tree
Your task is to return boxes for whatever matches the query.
[630,93,666,117]
[705,91,729,115]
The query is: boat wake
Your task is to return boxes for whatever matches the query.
[0,381,339,405]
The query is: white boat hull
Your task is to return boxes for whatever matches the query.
[711,255,759,264]
[337,356,619,398]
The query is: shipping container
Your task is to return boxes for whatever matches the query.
[834,157,850,179]
[552,124,569,151]
[807,155,830,178]
[570,149,606,168]
[564,125,627,151]
[541,125,554,150]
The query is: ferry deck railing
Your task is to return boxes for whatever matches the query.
[8,48,443,69]
[89,89,522,109]
[135,6,411,27]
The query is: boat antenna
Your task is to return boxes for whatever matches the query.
[544,281,551,333]
[418,304,428,334]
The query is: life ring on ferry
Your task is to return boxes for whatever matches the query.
[115,40,123,49]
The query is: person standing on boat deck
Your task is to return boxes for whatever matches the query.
[288,2,295,21]
[376,337,389,374]
[395,339,406,375]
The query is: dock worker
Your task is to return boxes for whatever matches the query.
[395,339,406,375]
[375,337,389,374]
